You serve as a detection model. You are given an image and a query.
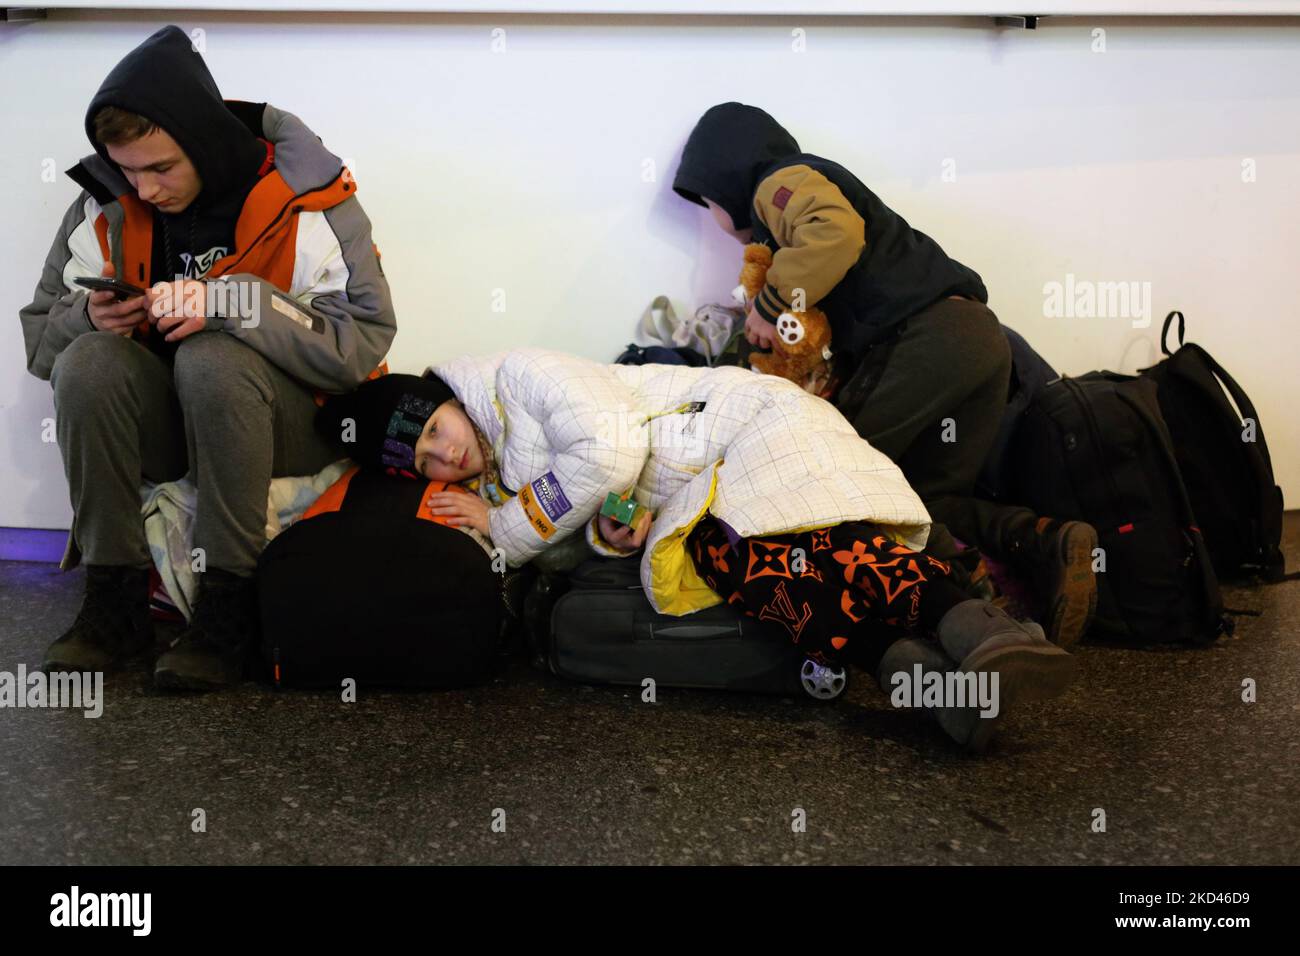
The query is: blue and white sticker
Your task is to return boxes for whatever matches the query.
[531,471,573,522]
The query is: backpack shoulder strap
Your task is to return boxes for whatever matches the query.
[1116,384,1198,528]
[1115,384,1230,641]
[1179,343,1275,475]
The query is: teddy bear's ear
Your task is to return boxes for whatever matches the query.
[742,243,773,268]
[738,243,774,300]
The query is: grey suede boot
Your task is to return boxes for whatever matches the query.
[877,636,1004,752]
[935,599,1077,752]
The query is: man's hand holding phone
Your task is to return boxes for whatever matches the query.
[146,278,209,343]
[84,263,147,336]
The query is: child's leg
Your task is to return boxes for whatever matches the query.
[688,517,1075,752]
[875,635,1021,753]
[885,588,1077,753]
[687,517,862,666]
[686,517,956,670]
[831,529,1076,726]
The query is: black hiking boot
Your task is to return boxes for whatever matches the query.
[153,569,258,691]
[42,565,154,673]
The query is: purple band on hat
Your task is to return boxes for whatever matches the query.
[382,436,414,468]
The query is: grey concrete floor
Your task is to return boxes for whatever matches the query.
[1,518,1297,866]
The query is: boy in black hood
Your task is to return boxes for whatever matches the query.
[84,26,267,292]
[674,103,1097,648]
[22,26,397,690]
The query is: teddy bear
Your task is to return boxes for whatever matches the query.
[732,242,834,394]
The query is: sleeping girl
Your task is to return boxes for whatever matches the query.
[319,349,1075,753]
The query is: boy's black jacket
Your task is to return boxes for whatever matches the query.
[674,102,988,361]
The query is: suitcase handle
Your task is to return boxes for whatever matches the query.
[634,618,744,642]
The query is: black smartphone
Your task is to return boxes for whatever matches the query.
[74,276,147,300]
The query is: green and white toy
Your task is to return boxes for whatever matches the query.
[601,489,649,528]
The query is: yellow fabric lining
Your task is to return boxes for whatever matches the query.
[648,461,724,616]
[648,457,920,615]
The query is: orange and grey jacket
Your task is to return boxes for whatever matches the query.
[674,102,987,362]
[20,103,395,390]
[20,25,395,390]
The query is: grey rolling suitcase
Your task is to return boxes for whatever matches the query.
[528,555,849,702]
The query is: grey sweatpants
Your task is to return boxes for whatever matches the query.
[50,330,342,576]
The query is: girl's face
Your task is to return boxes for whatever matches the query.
[413,399,483,482]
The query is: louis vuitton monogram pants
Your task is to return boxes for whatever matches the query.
[686,515,968,671]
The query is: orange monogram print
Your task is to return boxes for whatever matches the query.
[744,540,792,583]
[687,517,954,668]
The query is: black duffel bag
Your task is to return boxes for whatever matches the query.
[256,467,505,688]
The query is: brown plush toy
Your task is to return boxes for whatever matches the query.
[732,243,834,394]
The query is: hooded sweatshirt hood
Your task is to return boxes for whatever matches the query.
[85,25,265,203]
[672,102,800,231]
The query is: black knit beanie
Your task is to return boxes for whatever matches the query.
[317,373,456,478]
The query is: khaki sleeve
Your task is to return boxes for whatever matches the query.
[750,165,867,323]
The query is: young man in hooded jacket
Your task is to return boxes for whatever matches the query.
[20,26,397,690]
[673,102,1096,647]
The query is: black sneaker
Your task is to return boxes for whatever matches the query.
[153,569,258,691]
[43,565,154,673]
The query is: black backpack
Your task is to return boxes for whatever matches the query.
[1011,371,1231,645]
[257,467,507,688]
[1139,311,1287,583]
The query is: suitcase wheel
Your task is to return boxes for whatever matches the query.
[800,658,848,702]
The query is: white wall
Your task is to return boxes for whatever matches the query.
[2,10,1298,529]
